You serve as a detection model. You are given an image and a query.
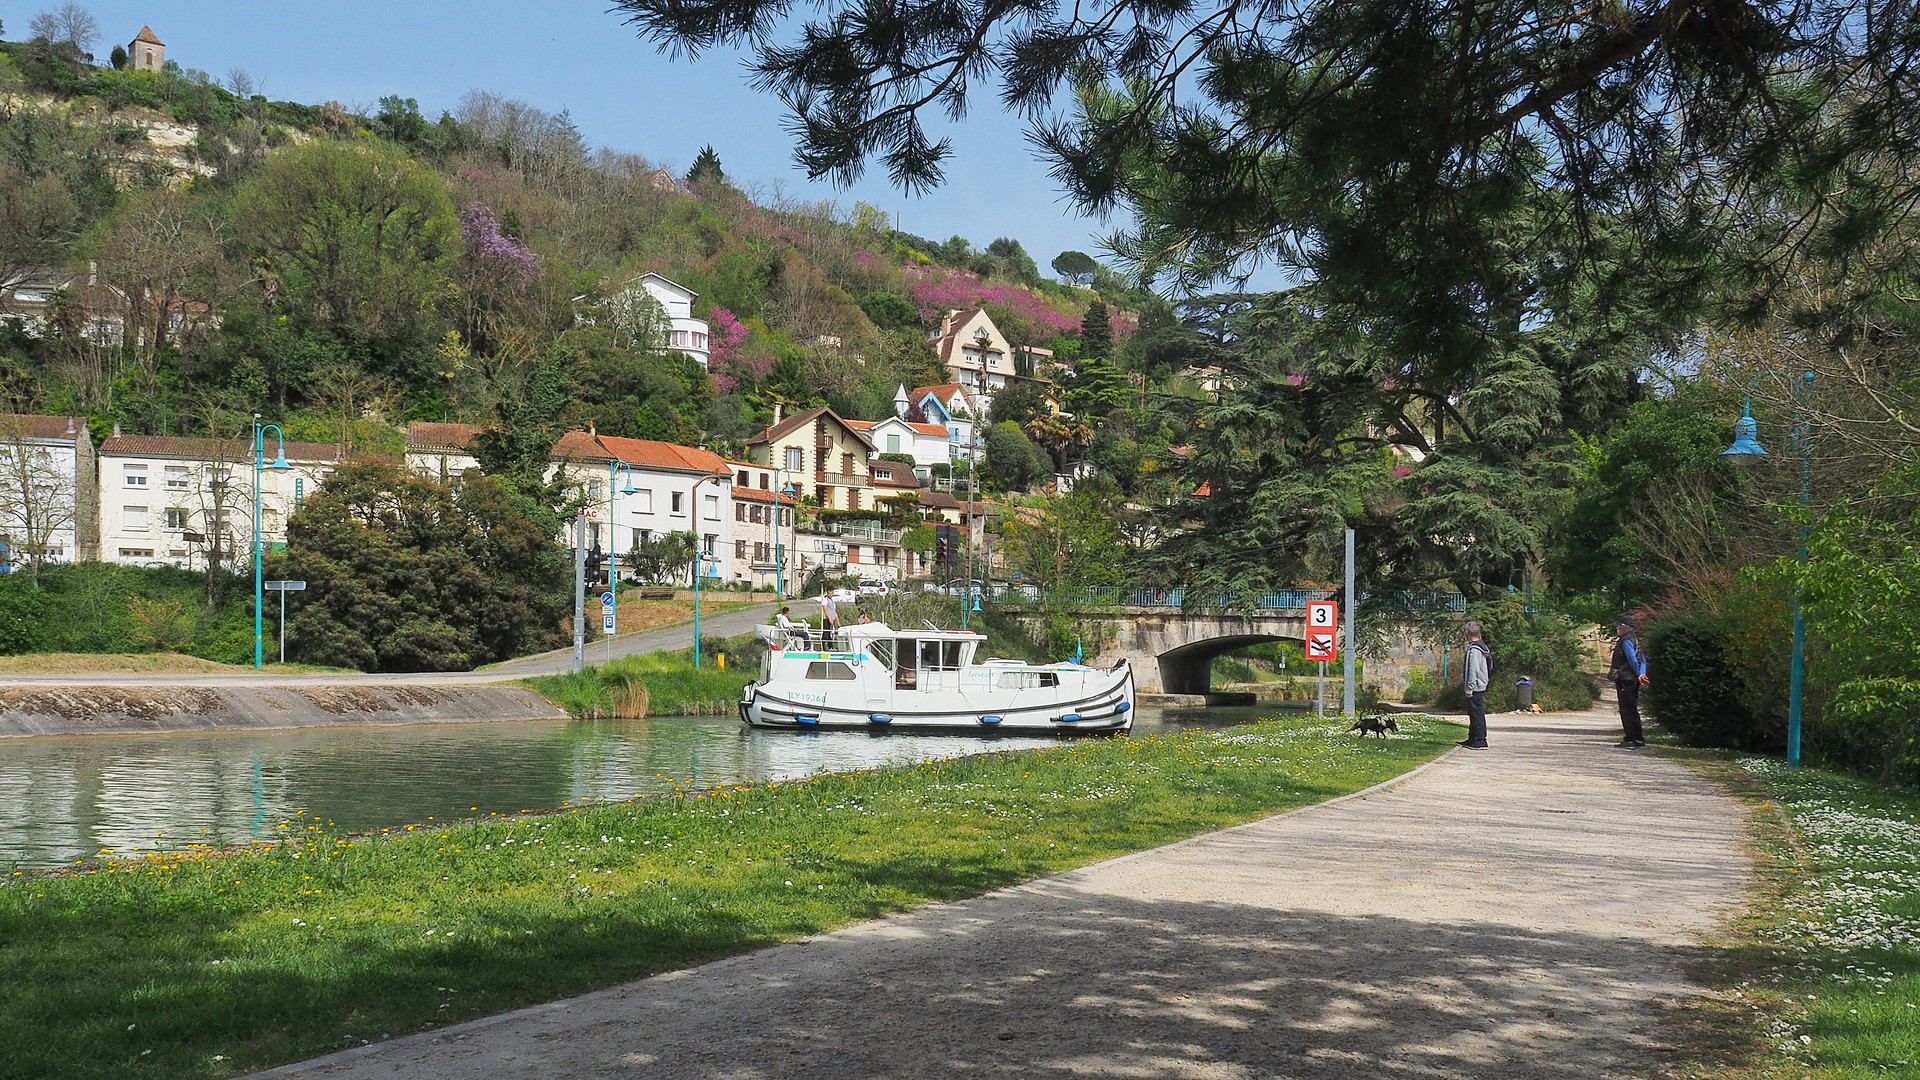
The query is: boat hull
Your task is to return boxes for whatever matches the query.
[740,665,1135,735]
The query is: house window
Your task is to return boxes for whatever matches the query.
[164,508,188,531]
[118,547,154,559]
[759,472,769,489]
[736,503,746,522]
[123,505,148,532]
[874,468,892,482]
[694,332,708,348]
[124,464,148,487]
[634,489,652,512]
[840,452,854,475]
[588,479,603,500]
[703,533,717,555]
[671,330,690,348]
[703,494,719,520]
[671,491,684,514]
[737,470,748,486]
[754,542,769,562]
[735,539,748,560]
[877,548,893,566]
[785,447,802,471]
[887,434,901,454]
[848,545,860,564]
[164,466,188,490]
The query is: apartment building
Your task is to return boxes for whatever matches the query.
[96,433,341,570]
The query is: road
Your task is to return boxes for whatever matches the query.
[0,602,782,688]
[251,707,1751,1080]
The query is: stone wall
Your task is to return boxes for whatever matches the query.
[0,685,564,737]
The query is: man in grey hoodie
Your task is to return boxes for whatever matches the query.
[1460,621,1490,749]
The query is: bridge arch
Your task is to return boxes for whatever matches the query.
[1155,633,1300,695]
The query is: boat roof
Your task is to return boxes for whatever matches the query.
[839,622,982,640]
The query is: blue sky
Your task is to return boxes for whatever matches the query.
[29,1,1136,277]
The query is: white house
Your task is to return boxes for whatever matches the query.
[929,308,1017,404]
[606,272,712,365]
[550,429,734,582]
[727,464,795,592]
[904,382,984,462]
[405,421,486,480]
[845,415,952,479]
[0,414,96,569]
[96,433,341,570]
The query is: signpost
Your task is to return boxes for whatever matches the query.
[1305,599,1338,716]
[263,580,306,664]
[602,590,617,661]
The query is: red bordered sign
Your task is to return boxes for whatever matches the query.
[1304,599,1339,662]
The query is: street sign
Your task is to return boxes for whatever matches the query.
[1304,599,1338,661]
[264,580,307,592]
[602,613,616,631]
[600,591,615,608]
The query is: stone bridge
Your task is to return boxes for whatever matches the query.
[1003,588,1461,698]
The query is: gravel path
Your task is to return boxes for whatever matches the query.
[254,707,1750,1079]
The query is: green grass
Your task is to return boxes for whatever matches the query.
[0,714,1454,1079]
[1668,753,1920,1078]
[520,645,755,718]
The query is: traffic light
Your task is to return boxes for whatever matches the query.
[935,524,958,571]
[586,545,606,586]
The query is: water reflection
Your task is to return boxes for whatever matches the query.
[0,707,1264,869]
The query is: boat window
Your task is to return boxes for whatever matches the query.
[805,661,857,681]
[920,640,944,671]
[997,671,1060,689]
[943,641,964,669]
[895,639,917,690]
[867,638,894,669]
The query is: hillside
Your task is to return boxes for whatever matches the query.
[0,30,1165,459]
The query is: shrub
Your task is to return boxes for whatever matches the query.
[1400,666,1436,704]
[1431,595,1596,711]
[1642,612,1777,750]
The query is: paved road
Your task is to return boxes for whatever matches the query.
[0,602,782,687]
[253,707,1751,1080]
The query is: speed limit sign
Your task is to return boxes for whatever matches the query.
[1305,599,1339,661]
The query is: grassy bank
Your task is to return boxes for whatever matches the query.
[0,714,1453,1079]
[522,644,756,717]
[1670,754,1920,1078]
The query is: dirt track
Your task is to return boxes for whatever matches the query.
[254,707,1750,1079]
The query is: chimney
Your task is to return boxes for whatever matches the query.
[65,417,75,434]
[112,422,121,438]
[772,402,784,426]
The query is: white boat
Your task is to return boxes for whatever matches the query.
[740,622,1134,734]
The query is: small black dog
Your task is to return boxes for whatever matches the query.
[1347,715,1399,739]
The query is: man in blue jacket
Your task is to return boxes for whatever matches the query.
[1610,617,1651,748]
[1460,621,1490,749]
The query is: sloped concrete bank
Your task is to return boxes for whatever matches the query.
[0,684,565,737]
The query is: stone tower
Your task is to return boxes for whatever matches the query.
[128,26,164,72]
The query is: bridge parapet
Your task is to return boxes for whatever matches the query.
[995,586,1465,615]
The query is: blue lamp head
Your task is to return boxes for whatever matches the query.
[270,451,291,470]
[621,480,636,495]
[1723,412,1768,457]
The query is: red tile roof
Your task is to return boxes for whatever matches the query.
[867,466,921,489]
[133,25,164,45]
[552,431,731,475]
[406,421,487,453]
[846,417,951,438]
[732,486,796,504]
[100,434,343,462]
[743,406,876,451]
[0,414,86,442]
[911,384,965,401]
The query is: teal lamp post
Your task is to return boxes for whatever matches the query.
[690,473,724,667]
[1722,370,1816,768]
[252,415,291,670]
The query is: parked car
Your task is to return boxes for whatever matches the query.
[932,578,985,600]
[856,579,891,597]
[826,587,859,604]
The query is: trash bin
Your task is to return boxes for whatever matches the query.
[1514,677,1534,711]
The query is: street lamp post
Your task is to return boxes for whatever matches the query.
[1722,369,1817,768]
[607,460,640,661]
[251,415,291,671]
[774,475,797,598]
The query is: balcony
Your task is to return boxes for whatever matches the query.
[821,521,901,545]
[818,470,867,487]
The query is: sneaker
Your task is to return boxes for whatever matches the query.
[1628,739,1646,749]
[1458,742,1489,750]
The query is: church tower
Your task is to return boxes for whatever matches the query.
[128,26,164,72]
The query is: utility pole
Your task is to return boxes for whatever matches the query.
[1343,528,1356,716]
[572,512,586,674]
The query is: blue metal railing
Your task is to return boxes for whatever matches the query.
[992,586,1466,613]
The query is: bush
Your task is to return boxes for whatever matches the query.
[1400,666,1436,704]
[523,642,756,718]
[1431,595,1597,711]
[1641,612,1776,750]
[0,564,253,663]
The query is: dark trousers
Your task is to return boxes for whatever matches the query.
[1465,691,1488,746]
[1617,679,1644,743]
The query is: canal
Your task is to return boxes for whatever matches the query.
[0,705,1271,870]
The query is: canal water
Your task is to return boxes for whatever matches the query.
[0,705,1270,870]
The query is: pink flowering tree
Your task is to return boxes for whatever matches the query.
[461,203,541,290]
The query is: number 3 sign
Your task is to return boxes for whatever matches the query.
[1305,599,1339,662]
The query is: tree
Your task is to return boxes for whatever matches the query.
[984,420,1048,492]
[999,477,1126,592]
[1079,299,1111,362]
[109,44,126,69]
[626,529,697,584]
[372,96,429,145]
[989,379,1049,427]
[29,3,97,53]
[281,463,570,671]
[686,145,725,190]
[0,163,77,297]
[859,290,920,331]
[233,140,457,343]
[1051,251,1097,287]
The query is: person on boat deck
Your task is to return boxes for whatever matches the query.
[819,592,841,636]
[775,606,804,647]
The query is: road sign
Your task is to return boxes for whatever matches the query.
[1304,599,1339,661]
[264,580,307,592]
[602,613,616,631]
[600,591,615,608]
